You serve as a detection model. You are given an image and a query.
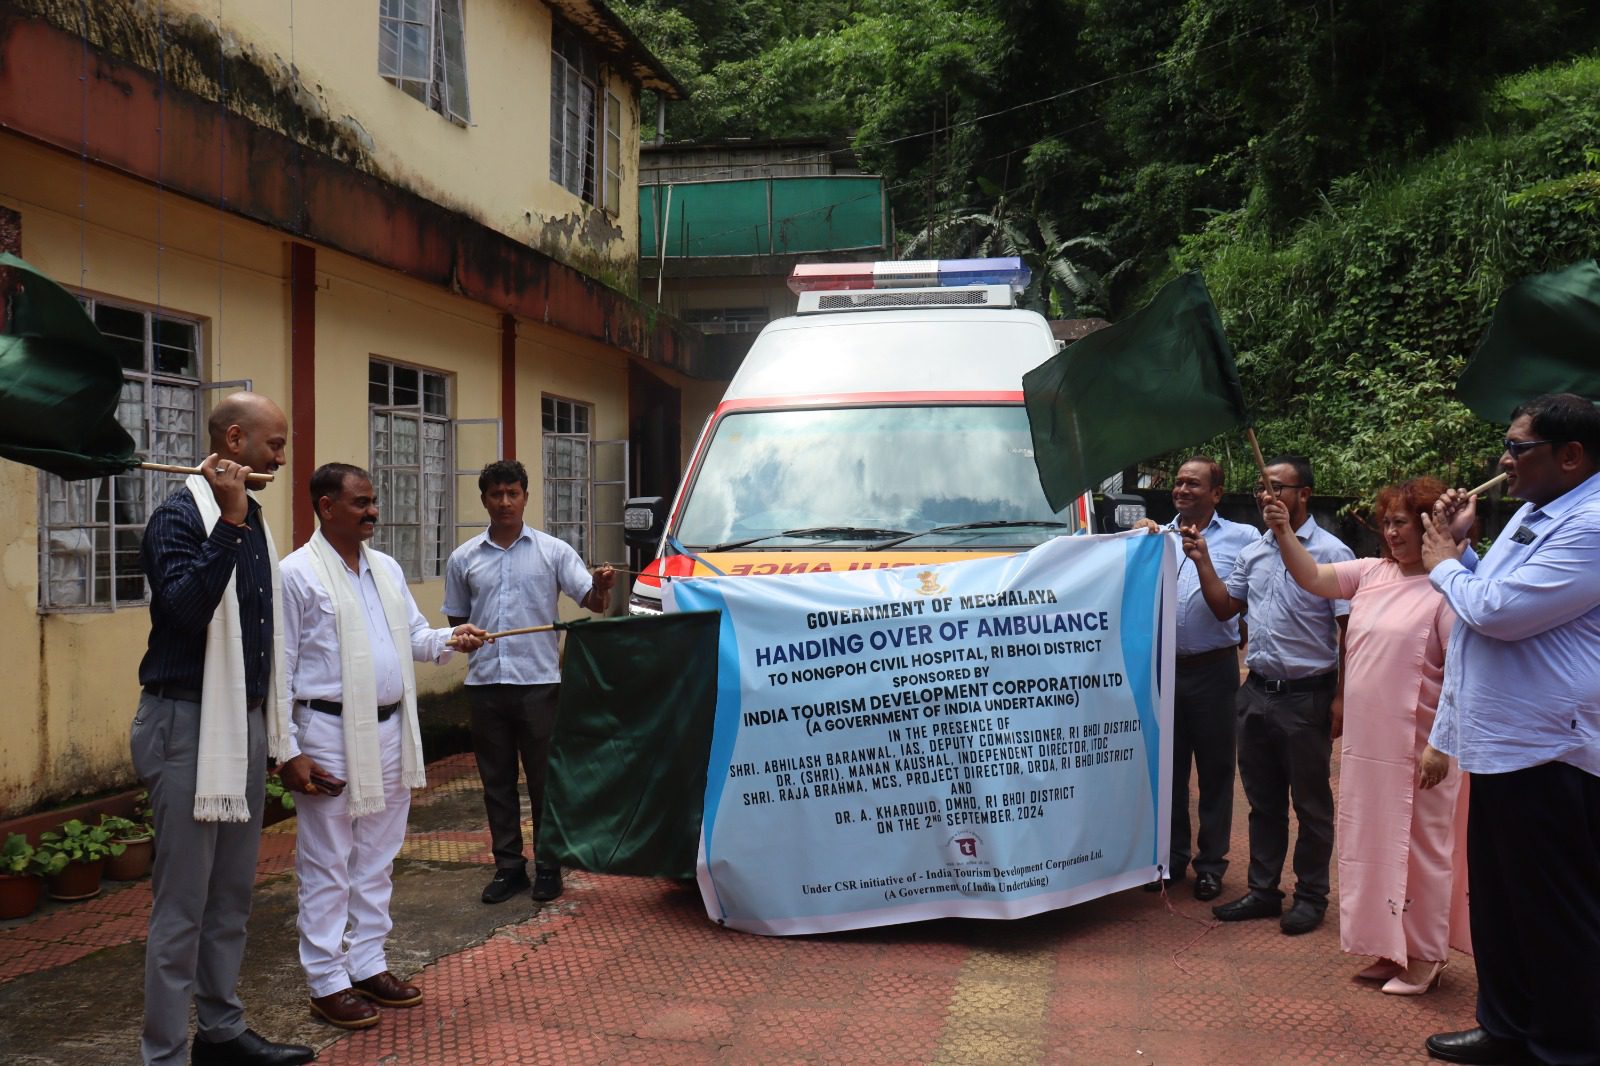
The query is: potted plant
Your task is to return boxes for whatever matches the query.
[36,819,124,901]
[1,833,66,919]
[101,814,155,881]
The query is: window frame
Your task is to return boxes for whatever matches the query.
[36,294,207,613]
[541,394,593,560]
[368,357,454,582]
[550,22,622,211]
[378,0,471,126]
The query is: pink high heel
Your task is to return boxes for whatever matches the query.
[1381,959,1446,995]
[1355,959,1404,982]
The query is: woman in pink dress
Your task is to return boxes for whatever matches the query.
[1265,477,1470,995]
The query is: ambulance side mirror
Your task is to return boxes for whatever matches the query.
[624,496,667,550]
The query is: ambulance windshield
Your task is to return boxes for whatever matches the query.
[674,405,1083,549]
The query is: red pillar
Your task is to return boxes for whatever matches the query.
[500,312,517,460]
[289,242,317,547]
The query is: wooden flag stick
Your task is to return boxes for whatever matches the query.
[1245,426,1272,487]
[1466,470,1509,496]
[138,461,274,484]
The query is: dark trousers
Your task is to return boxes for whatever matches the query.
[468,683,560,871]
[1169,651,1240,878]
[1235,680,1335,908]
[1469,761,1600,1066]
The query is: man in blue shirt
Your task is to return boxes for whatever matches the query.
[1135,456,1256,902]
[1183,454,1352,936]
[1419,393,1600,1066]
[444,460,614,905]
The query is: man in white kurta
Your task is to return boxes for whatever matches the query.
[279,463,486,1030]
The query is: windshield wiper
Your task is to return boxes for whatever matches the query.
[704,526,914,552]
[867,520,1073,551]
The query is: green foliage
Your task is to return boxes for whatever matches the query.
[99,814,151,841]
[37,819,125,865]
[1173,54,1600,499]
[265,774,295,811]
[3,833,68,878]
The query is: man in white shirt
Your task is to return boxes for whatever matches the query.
[444,460,614,905]
[278,463,487,1030]
[1419,393,1600,1066]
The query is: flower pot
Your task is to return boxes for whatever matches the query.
[0,872,43,919]
[105,836,154,881]
[46,858,104,901]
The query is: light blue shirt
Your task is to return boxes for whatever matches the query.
[1428,469,1600,776]
[442,525,593,686]
[1168,512,1256,655]
[1225,517,1353,679]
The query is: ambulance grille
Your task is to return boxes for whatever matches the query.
[816,288,991,310]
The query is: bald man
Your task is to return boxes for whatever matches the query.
[132,393,314,1066]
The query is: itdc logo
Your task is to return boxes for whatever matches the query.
[943,829,985,866]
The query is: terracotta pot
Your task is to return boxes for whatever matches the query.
[0,872,43,919]
[105,836,154,881]
[46,858,104,901]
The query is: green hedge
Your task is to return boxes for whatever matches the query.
[1170,55,1600,500]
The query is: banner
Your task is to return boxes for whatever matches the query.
[666,532,1175,936]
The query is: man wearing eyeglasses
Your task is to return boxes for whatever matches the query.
[1182,454,1353,936]
[1418,393,1600,1066]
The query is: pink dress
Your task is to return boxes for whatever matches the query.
[1332,559,1472,966]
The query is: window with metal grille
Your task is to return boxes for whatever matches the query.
[541,395,591,560]
[550,23,622,213]
[378,0,471,125]
[37,298,202,610]
[369,359,453,580]
[680,307,770,335]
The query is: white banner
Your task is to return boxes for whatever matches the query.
[667,532,1175,936]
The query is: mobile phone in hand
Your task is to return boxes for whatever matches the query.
[310,771,346,796]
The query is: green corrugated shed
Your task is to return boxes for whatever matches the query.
[640,176,885,258]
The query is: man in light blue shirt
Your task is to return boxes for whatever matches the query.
[1135,456,1256,902]
[443,460,614,906]
[1184,454,1352,936]
[1419,394,1600,1066]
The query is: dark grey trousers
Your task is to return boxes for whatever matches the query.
[130,692,266,1066]
[1169,652,1240,878]
[1235,679,1335,908]
[468,683,560,871]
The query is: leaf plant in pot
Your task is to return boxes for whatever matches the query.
[100,813,155,881]
[1,833,66,919]
[36,819,124,901]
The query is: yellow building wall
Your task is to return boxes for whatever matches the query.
[158,0,641,289]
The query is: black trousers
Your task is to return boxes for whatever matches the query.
[468,683,560,871]
[1470,761,1600,1066]
[1235,679,1335,908]
[1169,651,1240,878]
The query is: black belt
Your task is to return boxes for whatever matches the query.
[1176,646,1237,668]
[143,684,263,712]
[1246,670,1337,695]
[303,698,401,723]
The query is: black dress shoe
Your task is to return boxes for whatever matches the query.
[1193,872,1223,902]
[481,866,530,904]
[1280,899,1326,935]
[1425,1026,1529,1064]
[191,1028,315,1065]
[1212,893,1281,922]
[531,861,564,901]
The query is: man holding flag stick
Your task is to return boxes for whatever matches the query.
[444,459,615,905]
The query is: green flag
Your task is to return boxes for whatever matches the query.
[538,611,721,879]
[1023,271,1251,512]
[1456,259,1600,420]
[0,253,138,479]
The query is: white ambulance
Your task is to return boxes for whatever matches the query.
[624,258,1103,612]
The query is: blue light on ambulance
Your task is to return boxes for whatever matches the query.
[788,258,1031,294]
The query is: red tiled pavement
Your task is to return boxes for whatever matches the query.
[0,749,1476,1063]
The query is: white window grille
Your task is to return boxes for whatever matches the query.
[542,395,591,559]
[680,307,770,335]
[379,0,471,125]
[37,297,203,610]
[550,25,621,212]
[369,359,452,580]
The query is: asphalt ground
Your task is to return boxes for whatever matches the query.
[0,751,1477,1065]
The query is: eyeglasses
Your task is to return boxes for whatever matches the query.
[1503,438,1556,458]
[1254,482,1303,495]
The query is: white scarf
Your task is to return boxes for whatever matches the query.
[305,530,427,817]
[186,475,292,822]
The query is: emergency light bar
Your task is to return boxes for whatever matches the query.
[788,257,1031,294]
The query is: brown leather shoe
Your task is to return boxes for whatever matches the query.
[352,970,423,1007]
[309,989,380,1030]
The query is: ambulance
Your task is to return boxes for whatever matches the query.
[623,257,1102,614]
